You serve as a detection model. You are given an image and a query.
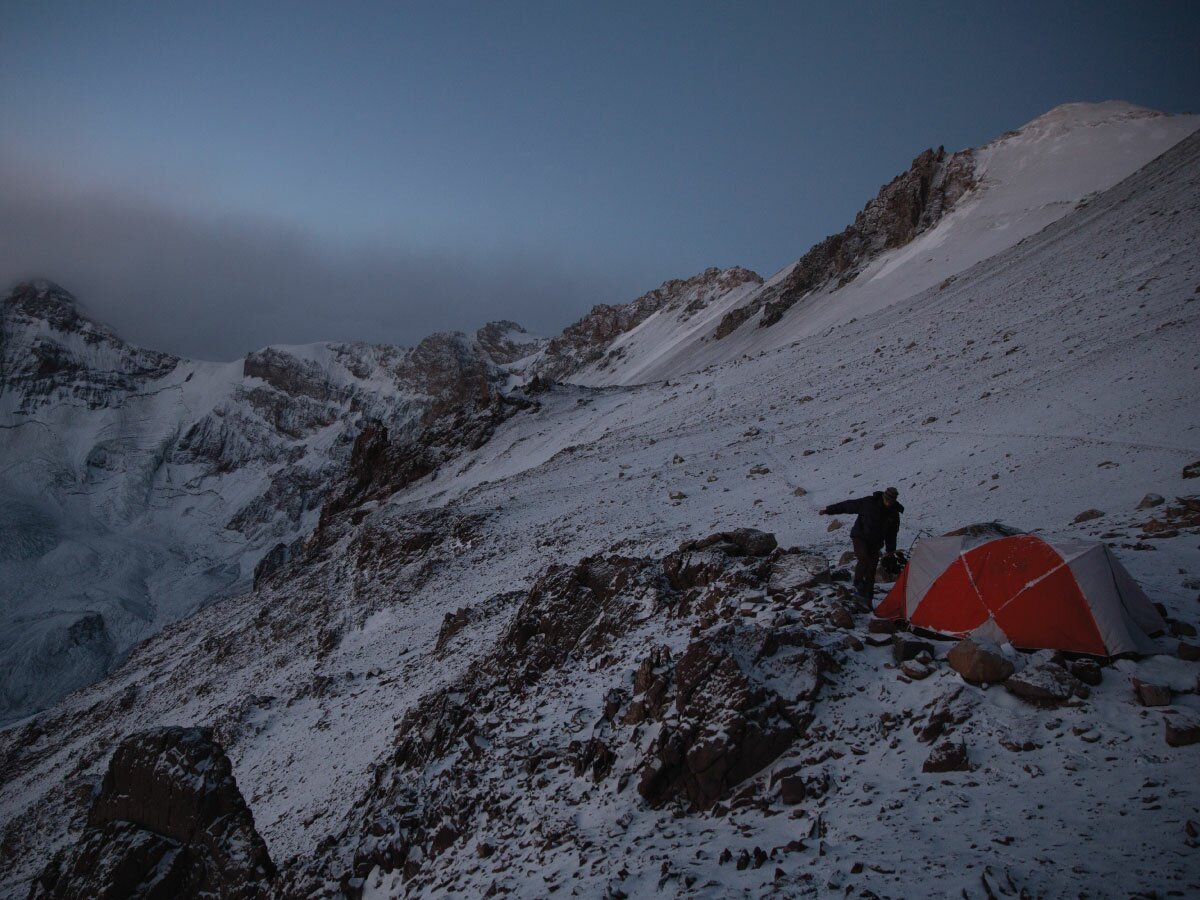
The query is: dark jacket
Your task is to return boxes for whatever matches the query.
[825,492,904,553]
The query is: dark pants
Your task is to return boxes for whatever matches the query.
[852,536,881,600]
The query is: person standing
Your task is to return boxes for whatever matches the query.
[819,487,903,601]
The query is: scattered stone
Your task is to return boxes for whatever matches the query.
[839,550,857,566]
[1005,658,1088,707]
[748,464,770,476]
[999,736,1040,753]
[669,490,687,501]
[1132,678,1172,707]
[826,519,844,532]
[792,486,807,497]
[893,638,935,664]
[1072,509,1105,524]
[1178,641,1200,662]
[1136,493,1165,510]
[946,637,1015,684]
[672,454,685,464]
[922,740,969,773]
[901,660,933,680]
[1184,461,1200,479]
[1164,711,1200,747]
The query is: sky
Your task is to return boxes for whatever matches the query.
[1,1,1198,360]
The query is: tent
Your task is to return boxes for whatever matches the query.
[874,526,1165,656]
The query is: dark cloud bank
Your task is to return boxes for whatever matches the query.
[0,156,640,361]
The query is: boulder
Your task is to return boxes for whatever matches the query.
[1072,509,1105,524]
[1164,711,1200,747]
[1136,493,1165,510]
[1184,461,1200,480]
[922,741,969,773]
[868,617,899,635]
[30,727,274,900]
[1178,641,1200,662]
[946,637,1015,684]
[1069,659,1103,686]
[1005,659,1088,707]
[1132,678,1172,707]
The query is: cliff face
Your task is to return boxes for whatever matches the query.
[714,147,976,338]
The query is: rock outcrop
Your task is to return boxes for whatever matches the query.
[714,147,975,338]
[30,726,274,899]
[533,267,762,381]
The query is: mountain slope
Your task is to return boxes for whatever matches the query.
[560,101,1199,387]
[2,120,1198,897]
[0,287,520,723]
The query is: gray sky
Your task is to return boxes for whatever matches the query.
[1,1,1197,360]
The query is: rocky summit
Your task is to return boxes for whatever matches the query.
[2,103,1200,899]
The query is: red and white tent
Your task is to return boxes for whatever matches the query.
[875,526,1165,656]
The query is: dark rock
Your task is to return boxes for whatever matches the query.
[767,552,830,595]
[1165,713,1200,747]
[678,528,778,557]
[777,775,806,805]
[922,741,969,773]
[1069,659,1103,686]
[868,618,899,635]
[435,608,471,652]
[1184,461,1200,479]
[893,639,935,664]
[1178,641,1200,662]
[946,637,1014,684]
[636,630,816,811]
[1072,509,1105,524]
[1132,678,1172,707]
[1005,660,1088,707]
[30,726,274,900]
[1136,493,1165,510]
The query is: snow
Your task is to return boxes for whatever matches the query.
[1,104,1199,898]
[567,102,1200,388]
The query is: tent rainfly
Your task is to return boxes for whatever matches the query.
[874,528,1165,656]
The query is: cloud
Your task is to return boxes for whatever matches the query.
[0,154,636,360]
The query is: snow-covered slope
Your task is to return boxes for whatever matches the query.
[564,101,1199,387]
[2,117,1198,898]
[0,286,520,723]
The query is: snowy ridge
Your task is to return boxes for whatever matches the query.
[1,111,1199,898]
[566,101,1199,387]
